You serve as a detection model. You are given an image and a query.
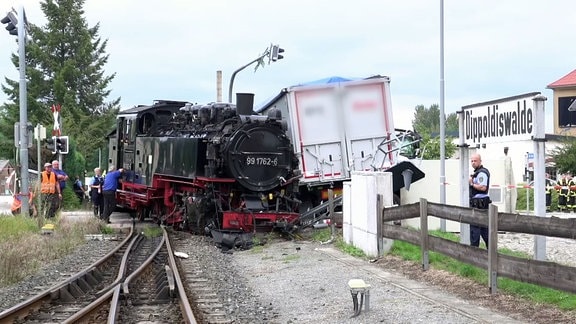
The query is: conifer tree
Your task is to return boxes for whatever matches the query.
[0,0,118,168]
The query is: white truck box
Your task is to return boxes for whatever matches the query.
[260,76,398,186]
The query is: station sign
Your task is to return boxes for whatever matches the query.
[460,92,541,146]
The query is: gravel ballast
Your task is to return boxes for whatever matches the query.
[0,230,574,323]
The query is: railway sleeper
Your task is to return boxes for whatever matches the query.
[74,276,93,293]
[90,267,105,282]
[54,277,92,302]
[83,270,99,286]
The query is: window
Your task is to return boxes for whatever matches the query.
[558,96,576,128]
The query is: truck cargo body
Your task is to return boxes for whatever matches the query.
[261,76,396,187]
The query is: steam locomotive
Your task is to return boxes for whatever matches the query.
[107,94,301,234]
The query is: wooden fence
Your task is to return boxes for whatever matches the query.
[381,197,576,294]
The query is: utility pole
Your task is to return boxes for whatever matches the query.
[439,0,447,231]
[35,124,46,218]
[228,44,285,103]
[2,6,29,215]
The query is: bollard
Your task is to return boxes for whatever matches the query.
[348,279,371,317]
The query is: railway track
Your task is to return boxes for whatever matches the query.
[0,224,196,324]
[169,231,241,324]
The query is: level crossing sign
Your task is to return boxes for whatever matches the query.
[51,104,61,136]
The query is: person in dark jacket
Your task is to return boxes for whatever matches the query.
[73,176,84,204]
[469,153,491,249]
[89,167,104,218]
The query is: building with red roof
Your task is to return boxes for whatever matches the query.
[547,69,576,136]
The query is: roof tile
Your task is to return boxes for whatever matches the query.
[547,69,576,89]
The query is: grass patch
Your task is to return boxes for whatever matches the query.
[0,214,102,287]
[100,225,115,234]
[0,214,40,240]
[142,226,163,238]
[391,231,576,311]
[335,239,366,258]
[310,227,333,242]
[283,254,300,262]
[312,228,366,258]
[250,245,265,254]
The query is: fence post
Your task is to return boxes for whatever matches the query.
[488,203,498,294]
[420,198,429,271]
[377,194,383,257]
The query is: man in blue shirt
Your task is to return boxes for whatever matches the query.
[102,165,124,223]
[52,160,69,210]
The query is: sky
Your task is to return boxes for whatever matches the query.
[1,0,576,133]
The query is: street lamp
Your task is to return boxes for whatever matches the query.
[2,6,29,215]
[228,43,285,103]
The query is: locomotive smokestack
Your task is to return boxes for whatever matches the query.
[236,93,254,115]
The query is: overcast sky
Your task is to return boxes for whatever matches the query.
[1,0,575,132]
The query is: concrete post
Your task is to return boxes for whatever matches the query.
[532,95,547,261]
[457,111,470,244]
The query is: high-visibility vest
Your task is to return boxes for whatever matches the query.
[41,171,57,194]
[11,192,34,212]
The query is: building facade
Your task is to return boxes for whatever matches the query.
[547,69,576,136]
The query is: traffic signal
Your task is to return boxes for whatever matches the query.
[56,136,69,154]
[45,136,57,154]
[1,11,18,36]
[270,44,285,62]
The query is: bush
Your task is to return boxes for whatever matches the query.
[61,187,82,210]
[516,184,558,212]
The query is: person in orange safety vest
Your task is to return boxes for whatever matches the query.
[11,189,37,216]
[40,162,61,218]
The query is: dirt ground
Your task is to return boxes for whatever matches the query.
[292,228,575,323]
[373,254,576,323]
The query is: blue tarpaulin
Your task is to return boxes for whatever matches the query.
[296,76,358,86]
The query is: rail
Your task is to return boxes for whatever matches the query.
[0,225,135,322]
[0,223,197,323]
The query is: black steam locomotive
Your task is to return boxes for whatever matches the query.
[108,94,301,234]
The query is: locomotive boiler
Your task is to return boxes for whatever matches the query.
[108,93,301,235]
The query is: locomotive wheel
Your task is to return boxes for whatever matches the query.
[137,208,150,222]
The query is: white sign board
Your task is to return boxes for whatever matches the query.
[461,92,540,146]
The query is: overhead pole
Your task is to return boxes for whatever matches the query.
[228,53,269,104]
[228,44,285,104]
[439,0,447,231]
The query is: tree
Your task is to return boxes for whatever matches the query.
[412,104,459,135]
[412,104,458,159]
[418,133,457,160]
[549,137,576,175]
[0,0,118,169]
